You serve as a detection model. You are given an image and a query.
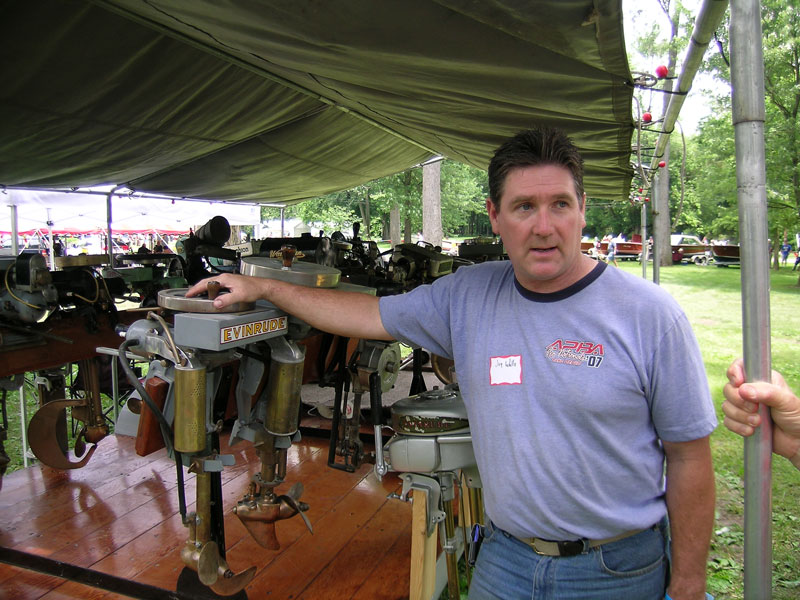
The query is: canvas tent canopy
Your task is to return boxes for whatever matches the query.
[0,0,635,206]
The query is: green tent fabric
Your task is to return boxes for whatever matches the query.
[0,0,634,204]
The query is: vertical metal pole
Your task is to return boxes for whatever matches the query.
[730,1,773,597]
[10,205,19,255]
[641,202,648,279]
[19,381,29,469]
[652,183,661,285]
[280,207,285,237]
[111,355,120,425]
[46,208,55,270]
[106,191,114,266]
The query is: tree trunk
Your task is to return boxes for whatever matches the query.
[654,143,672,267]
[363,189,370,237]
[653,3,680,268]
[390,204,401,248]
[422,161,443,247]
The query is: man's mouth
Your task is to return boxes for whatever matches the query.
[531,247,556,254]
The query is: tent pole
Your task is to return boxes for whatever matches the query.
[107,187,121,265]
[649,0,730,171]
[280,207,285,237]
[10,205,19,255]
[647,0,728,281]
[652,184,660,284]
[730,1,773,598]
[46,208,55,270]
[641,202,648,279]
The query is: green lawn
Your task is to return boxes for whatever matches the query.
[616,261,800,600]
[3,261,799,599]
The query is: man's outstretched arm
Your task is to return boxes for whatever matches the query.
[186,273,393,341]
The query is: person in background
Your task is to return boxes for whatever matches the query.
[606,236,619,267]
[188,127,717,600]
[722,358,800,470]
[780,241,791,265]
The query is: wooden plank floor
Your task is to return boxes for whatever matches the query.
[0,427,413,600]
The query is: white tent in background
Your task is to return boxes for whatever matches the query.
[1,188,261,235]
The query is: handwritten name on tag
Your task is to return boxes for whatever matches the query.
[489,355,522,385]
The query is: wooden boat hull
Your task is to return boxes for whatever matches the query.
[582,240,642,259]
[711,244,740,266]
[671,244,708,259]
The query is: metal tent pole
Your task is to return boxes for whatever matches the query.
[652,185,660,284]
[730,0,773,597]
[641,202,648,279]
[106,189,116,266]
[650,0,730,172]
[46,208,55,270]
[10,205,19,255]
[648,0,729,283]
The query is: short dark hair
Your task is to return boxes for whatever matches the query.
[488,127,585,208]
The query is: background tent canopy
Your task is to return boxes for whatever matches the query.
[0,189,261,235]
[0,0,634,205]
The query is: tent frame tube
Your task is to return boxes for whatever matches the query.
[730,0,773,597]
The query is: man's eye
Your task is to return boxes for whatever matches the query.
[518,203,532,211]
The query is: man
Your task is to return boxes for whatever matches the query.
[606,236,619,266]
[780,241,791,265]
[187,127,716,599]
[722,358,800,470]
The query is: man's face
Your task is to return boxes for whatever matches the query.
[487,164,587,293]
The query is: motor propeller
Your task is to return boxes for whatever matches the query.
[234,481,312,550]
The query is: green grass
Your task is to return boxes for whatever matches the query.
[616,260,800,600]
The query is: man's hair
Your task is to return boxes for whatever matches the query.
[488,127,585,208]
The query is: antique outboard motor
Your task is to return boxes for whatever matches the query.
[0,251,56,323]
[116,246,373,596]
[377,387,483,600]
[179,215,239,284]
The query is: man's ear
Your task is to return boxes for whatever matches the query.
[486,198,500,234]
[580,193,586,228]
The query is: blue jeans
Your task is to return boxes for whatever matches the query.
[468,519,669,600]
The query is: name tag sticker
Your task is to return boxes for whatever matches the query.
[489,355,522,385]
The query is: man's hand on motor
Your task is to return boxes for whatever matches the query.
[185,273,266,310]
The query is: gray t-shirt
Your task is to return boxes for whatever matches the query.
[379,260,717,540]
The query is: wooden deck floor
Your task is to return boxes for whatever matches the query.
[0,426,413,600]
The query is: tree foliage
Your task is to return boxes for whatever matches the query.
[261,159,489,240]
[682,0,800,252]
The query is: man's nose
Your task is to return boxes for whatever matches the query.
[530,211,554,236]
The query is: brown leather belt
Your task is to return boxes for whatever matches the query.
[515,527,648,557]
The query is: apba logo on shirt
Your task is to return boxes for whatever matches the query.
[545,339,604,368]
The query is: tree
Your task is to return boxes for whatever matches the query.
[422,160,443,246]
[261,158,490,244]
[693,0,800,276]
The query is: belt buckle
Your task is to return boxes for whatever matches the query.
[556,540,586,557]
[529,539,550,556]
[529,538,586,557]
